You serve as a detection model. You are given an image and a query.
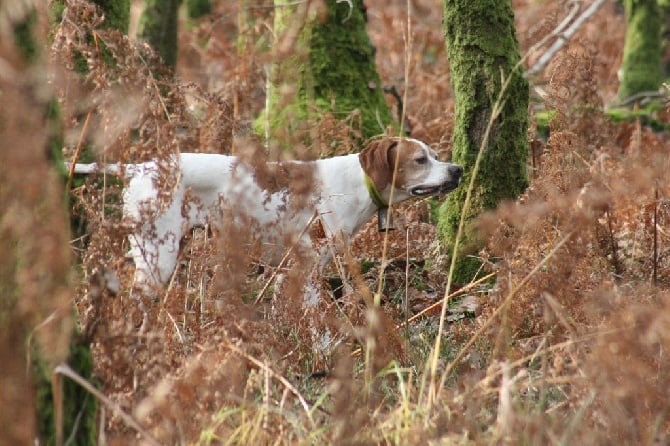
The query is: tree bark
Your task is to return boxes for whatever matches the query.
[139,0,181,71]
[267,0,393,143]
[618,0,662,100]
[438,0,529,283]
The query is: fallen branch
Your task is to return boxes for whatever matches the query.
[615,90,666,107]
[396,271,497,329]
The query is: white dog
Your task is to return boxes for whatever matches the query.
[70,137,462,294]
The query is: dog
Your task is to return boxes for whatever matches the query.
[69,137,462,295]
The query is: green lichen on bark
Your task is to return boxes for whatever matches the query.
[618,0,662,100]
[139,0,181,71]
[266,0,393,142]
[438,0,529,283]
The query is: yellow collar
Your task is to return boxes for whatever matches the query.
[364,174,388,208]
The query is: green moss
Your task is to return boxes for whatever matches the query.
[138,0,180,70]
[618,0,662,99]
[50,1,129,74]
[265,0,393,143]
[93,0,130,34]
[49,1,67,25]
[606,101,670,131]
[534,110,556,140]
[438,0,529,283]
[186,0,211,19]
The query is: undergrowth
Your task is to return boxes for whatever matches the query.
[8,0,669,444]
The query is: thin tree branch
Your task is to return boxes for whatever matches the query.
[527,0,608,77]
[616,90,666,107]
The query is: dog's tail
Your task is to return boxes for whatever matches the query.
[65,162,124,176]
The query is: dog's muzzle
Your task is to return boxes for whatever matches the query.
[410,164,463,196]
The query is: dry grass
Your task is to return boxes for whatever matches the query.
[4,0,670,444]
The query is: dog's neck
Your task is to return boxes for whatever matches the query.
[312,154,380,236]
[363,173,388,208]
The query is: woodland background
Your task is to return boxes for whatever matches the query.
[2,0,670,444]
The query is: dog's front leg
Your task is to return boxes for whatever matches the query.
[127,228,180,333]
[125,195,185,332]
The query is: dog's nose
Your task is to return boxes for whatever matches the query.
[449,164,463,179]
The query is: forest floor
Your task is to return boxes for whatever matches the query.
[55,0,670,444]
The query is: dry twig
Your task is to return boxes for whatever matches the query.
[53,363,160,446]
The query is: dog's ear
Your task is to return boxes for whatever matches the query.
[359,138,398,191]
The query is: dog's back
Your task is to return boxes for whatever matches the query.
[104,153,320,286]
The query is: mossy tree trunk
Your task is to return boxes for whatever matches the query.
[438,0,529,284]
[268,0,393,143]
[618,0,662,100]
[137,0,211,71]
[139,0,181,71]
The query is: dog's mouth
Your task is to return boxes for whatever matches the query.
[410,181,460,196]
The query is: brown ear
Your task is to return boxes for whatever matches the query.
[358,139,398,191]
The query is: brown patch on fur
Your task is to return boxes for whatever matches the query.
[235,142,316,211]
[358,138,399,191]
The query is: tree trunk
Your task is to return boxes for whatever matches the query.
[618,0,662,100]
[267,0,393,143]
[438,0,529,283]
[139,0,181,71]
[1,9,74,445]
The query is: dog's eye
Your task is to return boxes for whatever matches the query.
[415,156,428,165]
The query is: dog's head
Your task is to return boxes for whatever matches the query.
[359,137,463,205]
